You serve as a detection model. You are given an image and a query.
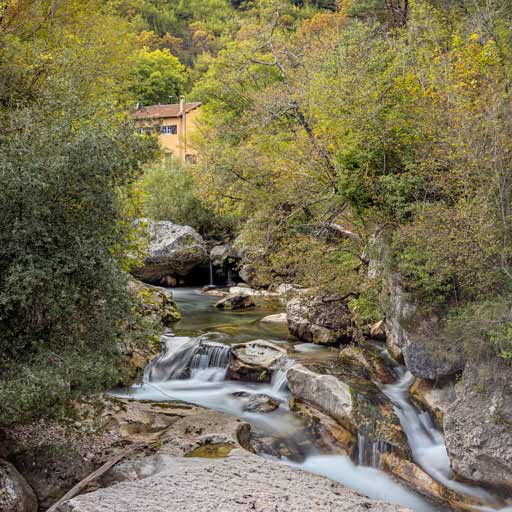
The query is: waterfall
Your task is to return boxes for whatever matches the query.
[382,371,496,503]
[354,434,390,469]
[208,258,214,286]
[189,341,231,381]
[144,335,232,384]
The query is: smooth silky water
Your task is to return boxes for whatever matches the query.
[111,287,508,512]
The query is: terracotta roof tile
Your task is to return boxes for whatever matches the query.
[133,102,202,119]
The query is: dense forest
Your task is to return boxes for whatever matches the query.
[1,0,512,511]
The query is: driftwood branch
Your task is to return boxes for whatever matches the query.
[47,442,147,512]
[320,222,360,241]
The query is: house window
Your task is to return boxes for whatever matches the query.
[162,125,177,135]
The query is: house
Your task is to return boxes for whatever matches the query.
[133,96,202,163]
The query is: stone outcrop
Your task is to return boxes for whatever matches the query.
[260,313,287,324]
[209,243,240,267]
[339,345,395,385]
[287,364,354,431]
[227,340,288,383]
[214,292,255,310]
[286,294,353,345]
[0,459,37,512]
[239,263,270,288]
[444,362,512,493]
[57,450,410,512]
[384,275,464,379]
[410,378,456,429]
[128,279,181,326]
[131,219,207,284]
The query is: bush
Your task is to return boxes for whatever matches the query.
[139,157,234,237]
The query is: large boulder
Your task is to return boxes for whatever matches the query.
[214,293,255,310]
[56,450,409,512]
[227,340,288,383]
[131,219,207,284]
[286,294,353,345]
[384,275,464,379]
[286,364,354,431]
[0,459,37,512]
[444,361,512,493]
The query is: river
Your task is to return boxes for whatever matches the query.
[112,287,509,512]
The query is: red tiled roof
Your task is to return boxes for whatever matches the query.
[133,102,202,120]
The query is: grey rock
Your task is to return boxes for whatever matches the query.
[287,364,354,431]
[214,293,255,310]
[227,340,288,383]
[57,450,409,512]
[384,275,464,379]
[239,263,270,288]
[444,362,512,493]
[209,243,240,267]
[242,394,280,413]
[131,219,207,283]
[287,294,353,345]
[0,458,37,512]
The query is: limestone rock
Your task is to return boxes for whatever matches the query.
[227,340,287,383]
[339,346,395,385]
[287,294,353,345]
[0,459,37,512]
[384,275,464,379]
[128,278,181,326]
[242,394,280,413]
[239,263,271,288]
[56,450,410,512]
[260,313,287,324]
[410,378,456,429]
[286,364,354,431]
[131,219,207,284]
[209,243,240,267]
[214,293,255,310]
[444,362,512,493]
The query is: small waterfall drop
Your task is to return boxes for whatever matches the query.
[208,258,214,286]
[382,370,496,503]
[144,335,232,384]
[354,434,389,469]
[189,341,231,381]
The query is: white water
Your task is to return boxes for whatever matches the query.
[382,371,503,506]
[115,287,510,512]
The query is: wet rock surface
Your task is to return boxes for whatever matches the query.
[57,450,411,512]
[410,378,456,429]
[131,219,207,284]
[287,294,353,345]
[227,340,288,383]
[214,292,256,310]
[287,364,354,430]
[444,361,512,493]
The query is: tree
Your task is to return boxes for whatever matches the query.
[131,47,188,106]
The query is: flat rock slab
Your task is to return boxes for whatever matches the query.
[57,450,410,512]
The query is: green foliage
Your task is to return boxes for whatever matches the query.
[0,0,156,426]
[490,323,512,364]
[139,158,234,238]
[131,47,189,106]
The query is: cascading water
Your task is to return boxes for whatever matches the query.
[382,370,500,505]
[115,287,511,512]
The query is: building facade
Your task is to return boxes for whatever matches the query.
[133,96,201,163]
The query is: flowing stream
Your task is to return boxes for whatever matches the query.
[113,287,509,512]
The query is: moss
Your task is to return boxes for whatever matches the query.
[185,442,235,458]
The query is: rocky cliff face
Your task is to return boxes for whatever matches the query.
[384,275,464,379]
[444,361,512,493]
